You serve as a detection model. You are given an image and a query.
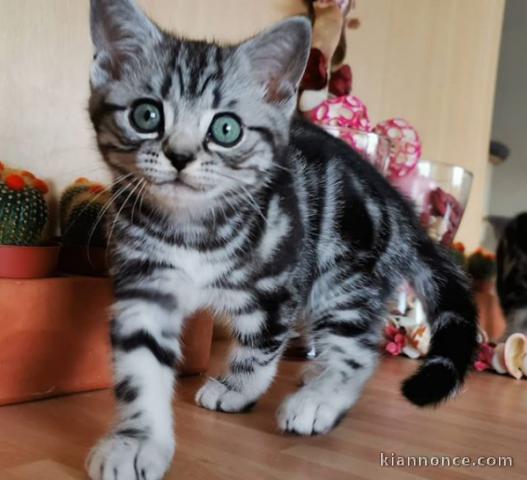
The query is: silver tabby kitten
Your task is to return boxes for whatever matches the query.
[87,1,478,478]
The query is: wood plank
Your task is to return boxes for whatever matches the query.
[0,341,524,479]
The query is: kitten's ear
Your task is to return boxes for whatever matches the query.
[239,17,312,110]
[90,0,162,87]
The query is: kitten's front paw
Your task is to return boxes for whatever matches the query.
[195,378,256,413]
[86,433,174,480]
[277,387,348,436]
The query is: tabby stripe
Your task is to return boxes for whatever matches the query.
[358,336,380,351]
[248,126,275,150]
[231,360,255,375]
[188,45,209,96]
[90,102,127,125]
[116,287,178,311]
[212,46,223,108]
[344,358,363,370]
[177,66,185,96]
[314,320,370,337]
[114,257,174,280]
[115,428,149,440]
[113,330,177,367]
[198,73,214,96]
[161,48,178,98]
[115,376,139,403]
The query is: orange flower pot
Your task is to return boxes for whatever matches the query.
[0,276,214,406]
[474,280,507,342]
[0,244,60,279]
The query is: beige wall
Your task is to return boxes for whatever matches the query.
[0,0,504,249]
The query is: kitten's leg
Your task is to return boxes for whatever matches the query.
[196,296,294,413]
[278,278,385,435]
[87,289,185,480]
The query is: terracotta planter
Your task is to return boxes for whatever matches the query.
[58,244,109,276]
[0,244,59,279]
[474,280,507,342]
[0,276,214,406]
[178,310,215,375]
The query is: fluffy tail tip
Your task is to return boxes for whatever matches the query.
[402,358,460,407]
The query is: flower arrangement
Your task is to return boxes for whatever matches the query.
[384,244,524,380]
[475,333,527,380]
[384,316,430,360]
[299,1,423,180]
[384,318,527,380]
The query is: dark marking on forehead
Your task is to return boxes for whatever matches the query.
[161,48,178,99]
[187,42,210,96]
[198,73,214,96]
[177,66,185,96]
[212,47,224,109]
[161,74,172,99]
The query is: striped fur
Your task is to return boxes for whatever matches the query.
[86,1,478,479]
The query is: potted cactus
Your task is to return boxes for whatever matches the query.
[58,178,110,276]
[0,161,58,278]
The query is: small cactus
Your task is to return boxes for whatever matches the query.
[0,162,49,246]
[59,177,92,227]
[60,178,110,247]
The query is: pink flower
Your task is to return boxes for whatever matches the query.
[384,323,407,356]
[385,324,400,338]
[394,333,406,346]
[329,65,353,97]
[474,343,495,372]
[386,342,402,356]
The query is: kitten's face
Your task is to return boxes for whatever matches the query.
[89,0,310,219]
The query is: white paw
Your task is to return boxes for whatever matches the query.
[277,387,348,436]
[300,364,324,386]
[86,433,174,480]
[195,378,256,413]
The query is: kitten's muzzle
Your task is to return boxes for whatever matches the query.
[163,148,195,172]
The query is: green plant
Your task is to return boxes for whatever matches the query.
[60,178,109,247]
[0,162,49,246]
[59,177,92,227]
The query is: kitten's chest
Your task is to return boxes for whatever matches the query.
[165,245,236,288]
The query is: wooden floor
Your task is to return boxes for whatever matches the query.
[0,341,525,480]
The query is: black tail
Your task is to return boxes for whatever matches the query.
[402,235,479,406]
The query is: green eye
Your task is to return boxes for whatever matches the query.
[130,100,163,133]
[209,113,243,147]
